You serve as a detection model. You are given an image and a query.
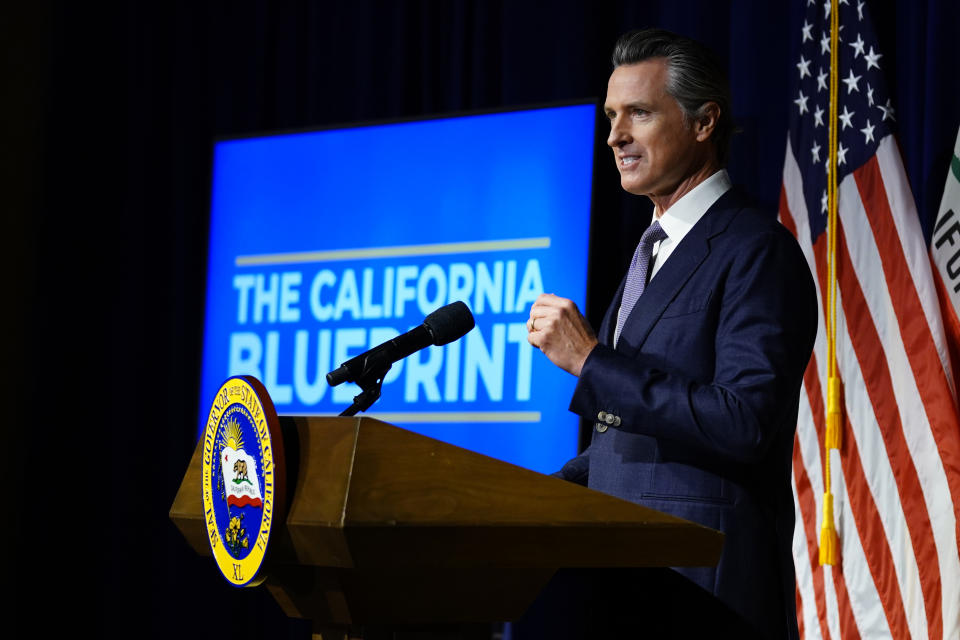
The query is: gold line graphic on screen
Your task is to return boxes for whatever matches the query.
[235,237,551,267]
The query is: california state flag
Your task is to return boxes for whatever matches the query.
[220,446,263,508]
[930,125,960,393]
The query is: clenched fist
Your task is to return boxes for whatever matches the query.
[526,293,598,377]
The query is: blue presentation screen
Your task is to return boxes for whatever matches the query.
[200,103,596,474]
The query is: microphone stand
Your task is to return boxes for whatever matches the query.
[338,357,393,417]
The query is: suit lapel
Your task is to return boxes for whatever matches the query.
[614,190,742,355]
[598,276,627,346]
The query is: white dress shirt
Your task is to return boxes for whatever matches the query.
[615,170,732,340]
[650,169,732,279]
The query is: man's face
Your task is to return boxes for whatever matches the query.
[604,59,704,198]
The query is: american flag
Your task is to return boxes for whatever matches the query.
[778,1,960,638]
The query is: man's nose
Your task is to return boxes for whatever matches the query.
[607,116,630,148]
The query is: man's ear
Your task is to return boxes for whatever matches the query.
[694,102,720,142]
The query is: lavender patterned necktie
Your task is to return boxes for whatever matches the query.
[614,220,668,346]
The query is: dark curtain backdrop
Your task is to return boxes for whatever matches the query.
[8,1,958,637]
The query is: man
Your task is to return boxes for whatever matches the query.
[526,29,817,638]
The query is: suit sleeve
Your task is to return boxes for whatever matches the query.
[552,447,590,485]
[569,226,817,465]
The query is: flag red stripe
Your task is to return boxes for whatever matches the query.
[835,219,935,638]
[854,155,960,561]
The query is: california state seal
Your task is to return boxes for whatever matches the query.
[201,376,285,587]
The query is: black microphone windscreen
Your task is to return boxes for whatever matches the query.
[423,301,475,345]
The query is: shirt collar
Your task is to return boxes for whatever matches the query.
[654,170,732,241]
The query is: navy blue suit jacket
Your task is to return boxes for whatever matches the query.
[557,189,817,639]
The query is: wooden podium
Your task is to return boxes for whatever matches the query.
[170,416,722,634]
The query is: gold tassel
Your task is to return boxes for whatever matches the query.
[826,376,842,449]
[819,492,840,565]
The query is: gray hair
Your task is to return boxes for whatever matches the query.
[612,29,734,165]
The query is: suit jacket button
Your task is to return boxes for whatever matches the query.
[613,416,622,427]
[595,422,608,433]
[604,413,615,425]
[597,411,607,421]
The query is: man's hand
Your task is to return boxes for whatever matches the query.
[526,293,598,377]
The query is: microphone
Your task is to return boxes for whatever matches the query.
[326,301,475,387]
